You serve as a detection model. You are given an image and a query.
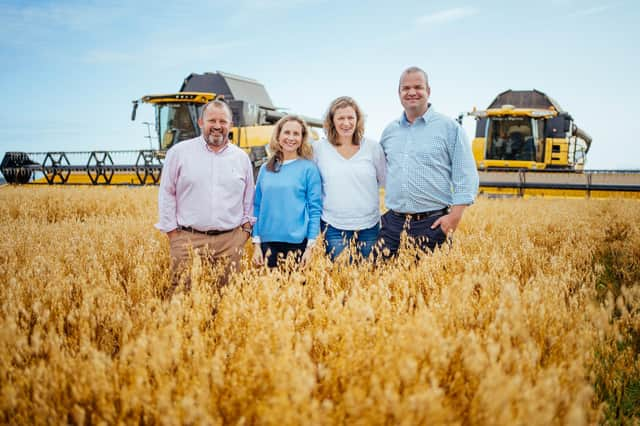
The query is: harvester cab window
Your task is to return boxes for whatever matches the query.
[487,121,509,160]
[487,118,537,162]
[158,104,198,150]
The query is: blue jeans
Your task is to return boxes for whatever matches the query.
[321,220,380,261]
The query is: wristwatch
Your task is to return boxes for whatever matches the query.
[241,223,253,235]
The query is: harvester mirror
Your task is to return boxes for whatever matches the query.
[131,101,139,121]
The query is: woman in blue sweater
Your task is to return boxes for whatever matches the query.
[252,115,323,268]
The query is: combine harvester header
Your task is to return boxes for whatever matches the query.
[466,89,640,198]
[1,71,322,185]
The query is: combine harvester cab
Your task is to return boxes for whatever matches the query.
[132,71,323,176]
[1,71,322,185]
[468,89,640,198]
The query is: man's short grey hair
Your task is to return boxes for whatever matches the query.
[200,99,233,122]
[399,66,429,91]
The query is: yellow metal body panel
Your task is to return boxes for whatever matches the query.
[31,173,159,185]
[480,160,548,170]
[470,107,558,119]
[142,93,215,104]
[547,137,569,167]
[232,126,274,151]
[471,137,485,165]
[479,185,640,199]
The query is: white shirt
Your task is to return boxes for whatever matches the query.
[312,137,386,230]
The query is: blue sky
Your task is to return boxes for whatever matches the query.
[1,0,639,169]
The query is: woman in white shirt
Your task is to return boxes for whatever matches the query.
[313,96,386,260]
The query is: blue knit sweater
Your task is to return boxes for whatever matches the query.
[253,159,323,243]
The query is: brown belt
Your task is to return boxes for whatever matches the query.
[178,226,234,236]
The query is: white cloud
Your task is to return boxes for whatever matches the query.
[570,5,611,17]
[416,7,477,25]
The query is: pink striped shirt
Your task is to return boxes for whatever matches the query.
[155,137,255,233]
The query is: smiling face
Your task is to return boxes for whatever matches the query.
[399,71,430,120]
[198,104,232,148]
[278,120,303,159]
[324,97,365,146]
[333,106,357,143]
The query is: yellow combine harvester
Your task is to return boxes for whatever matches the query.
[466,89,640,198]
[0,71,321,185]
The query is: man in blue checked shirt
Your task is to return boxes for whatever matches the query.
[376,66,479,258]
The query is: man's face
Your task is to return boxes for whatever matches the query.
[198,106,232,147]
[399,72,430,115]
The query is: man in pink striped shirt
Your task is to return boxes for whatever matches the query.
[156,100,255,287]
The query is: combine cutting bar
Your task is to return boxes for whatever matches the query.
[1,150,164,185]
[479,169,640,198]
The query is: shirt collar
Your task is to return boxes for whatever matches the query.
[200,135,230,153]
[401,103,433,126]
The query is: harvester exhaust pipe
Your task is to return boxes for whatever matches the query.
[573,125,592,153]
[265,110,323,128]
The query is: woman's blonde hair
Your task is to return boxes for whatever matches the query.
[266,115,313,172]
[323,96,365,146]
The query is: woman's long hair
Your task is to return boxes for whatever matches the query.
[266,115,313,172]
[323,96,365,146]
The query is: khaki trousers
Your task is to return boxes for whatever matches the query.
[169,227,248,285]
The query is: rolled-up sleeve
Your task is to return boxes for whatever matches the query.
[155,149,179,233]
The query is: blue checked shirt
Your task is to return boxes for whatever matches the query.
[380,106,479,213]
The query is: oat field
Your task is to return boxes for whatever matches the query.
[0,186,638,425]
